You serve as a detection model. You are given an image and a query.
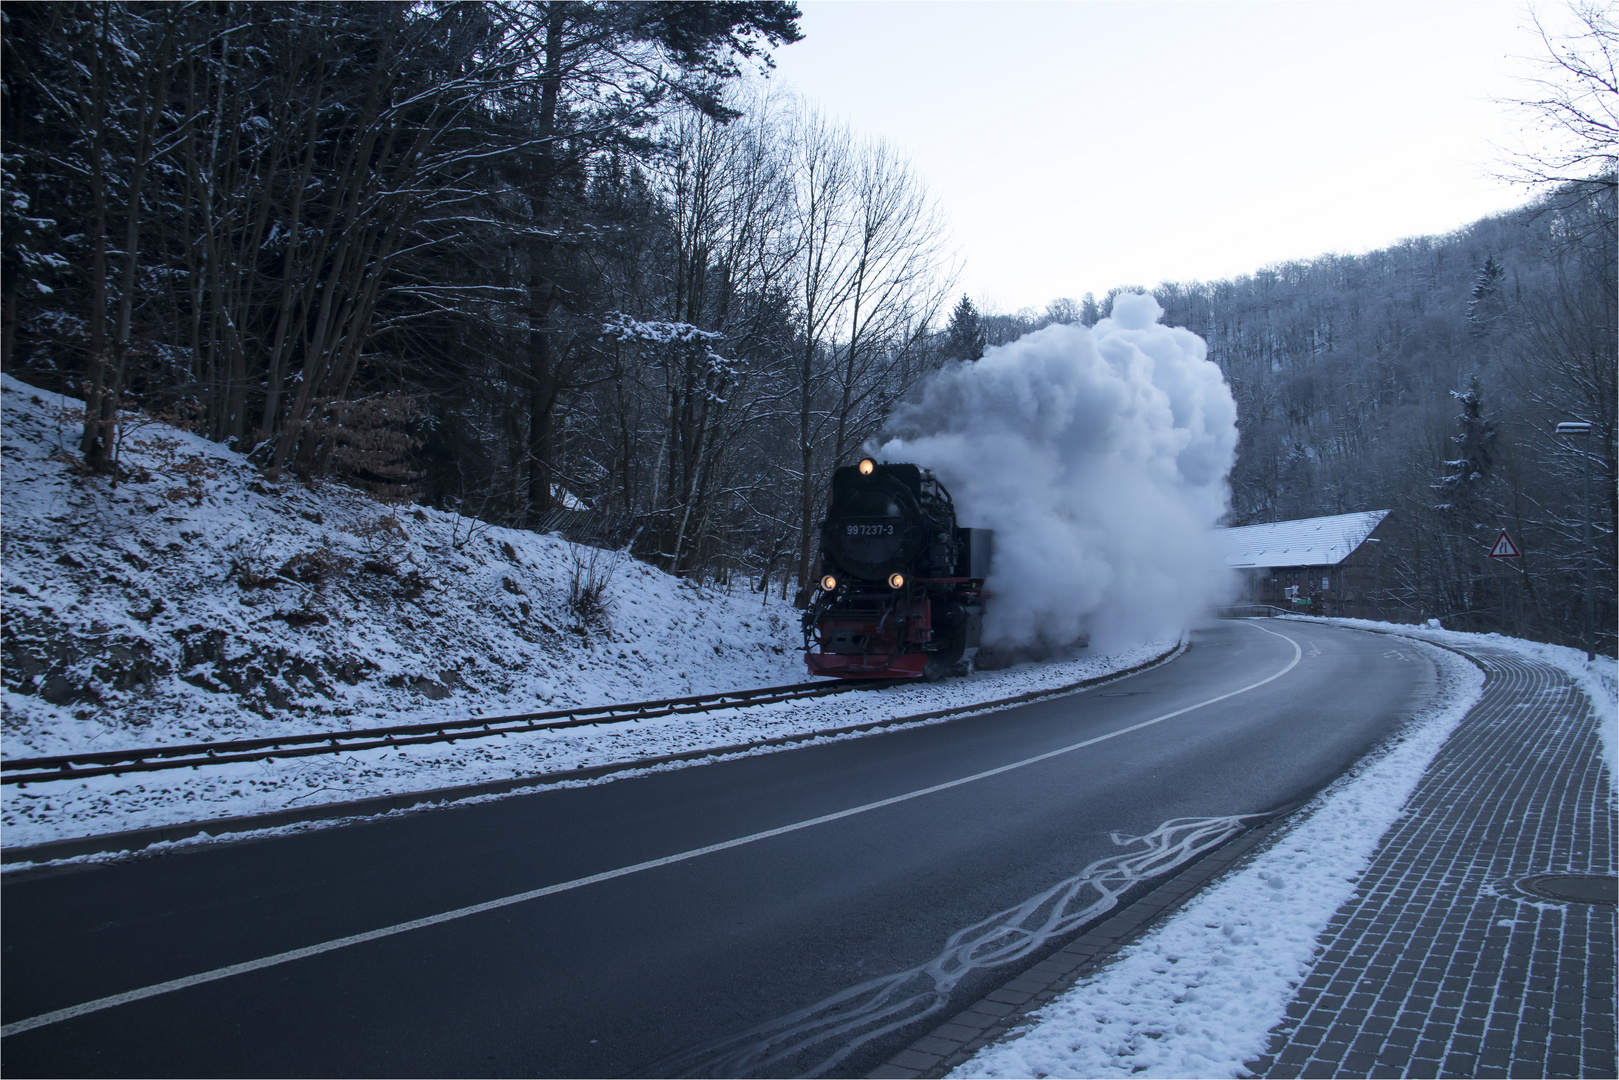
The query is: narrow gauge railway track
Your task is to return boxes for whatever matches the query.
[1,680,894,785]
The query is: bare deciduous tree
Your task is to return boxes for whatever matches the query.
[1498,1,1618,195]
[782,108,956,594]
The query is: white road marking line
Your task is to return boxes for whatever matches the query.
[3,625,1302,1039]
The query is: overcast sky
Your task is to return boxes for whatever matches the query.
[754,1,1552,314]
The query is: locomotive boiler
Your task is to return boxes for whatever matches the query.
[803,458,992,679]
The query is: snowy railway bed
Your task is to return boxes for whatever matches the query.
[0,679,887,785]
[0,639,1183,855]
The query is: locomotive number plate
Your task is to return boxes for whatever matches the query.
[846,524,895,536]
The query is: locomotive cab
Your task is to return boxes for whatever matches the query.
[804,459,991,680]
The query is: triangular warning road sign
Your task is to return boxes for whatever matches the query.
[1488,529,1521,558]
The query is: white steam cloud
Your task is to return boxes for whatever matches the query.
[874,293,1238,653]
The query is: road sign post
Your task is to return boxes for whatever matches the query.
[1487,530,1522,636]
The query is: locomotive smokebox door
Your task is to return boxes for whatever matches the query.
[823,463,928,581]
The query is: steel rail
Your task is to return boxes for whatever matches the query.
[1,680,895,785]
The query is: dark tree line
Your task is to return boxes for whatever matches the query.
[2,1,963,593]
[2,1,802,473]
[1174,184,1613,652]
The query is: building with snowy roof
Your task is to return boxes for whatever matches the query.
[1217,509,1397,618]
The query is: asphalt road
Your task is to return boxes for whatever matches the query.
[2,619,1438,1078]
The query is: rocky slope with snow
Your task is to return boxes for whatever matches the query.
[0,374,806,759]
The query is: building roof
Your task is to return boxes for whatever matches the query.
[1217,510,1391,569]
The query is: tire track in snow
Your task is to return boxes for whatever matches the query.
[648,814,1265,1079]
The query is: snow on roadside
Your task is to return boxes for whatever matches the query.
[951,636,1486,1080]
[1,374,1180,851]
[2,640,1175,851]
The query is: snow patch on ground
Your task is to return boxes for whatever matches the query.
[951,635,1485,1079]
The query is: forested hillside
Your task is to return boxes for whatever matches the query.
[1172,187,1613,648]
[2,2,1612,654]
[973,184,1616,653]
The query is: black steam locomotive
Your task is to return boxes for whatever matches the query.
[803,458,992,679]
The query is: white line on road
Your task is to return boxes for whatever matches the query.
[3,625,1303,1038]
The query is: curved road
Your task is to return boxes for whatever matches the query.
[2,619,1438,1077]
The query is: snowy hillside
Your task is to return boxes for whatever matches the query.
[0,374,1181,851]
[0,373,807,758]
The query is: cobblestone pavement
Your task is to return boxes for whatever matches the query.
[1248,645,1616,1079]
[870,640,1616,1080]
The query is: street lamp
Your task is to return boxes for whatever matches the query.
[1556,420,1595,660]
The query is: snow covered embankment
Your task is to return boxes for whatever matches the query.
[0,375,1176,850]
[1,374,808,753]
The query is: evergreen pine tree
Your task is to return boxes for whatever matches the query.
[946,294,986,362]
[1435,373,1497,523]
[1466,254,1508,335]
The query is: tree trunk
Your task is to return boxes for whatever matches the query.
[527,282,558,519]
[524,4,567,524]
[796,338,815,596]
[79,2,115,469]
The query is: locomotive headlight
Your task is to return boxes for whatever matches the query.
[858,458,876,476]
[887,573,906,589]
[820,575,838,592]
